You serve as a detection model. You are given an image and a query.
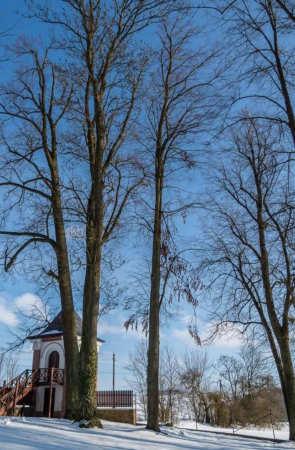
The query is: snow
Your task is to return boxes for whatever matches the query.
[0,417,295,450]
[178,420,290,441]
[38,330,61,335]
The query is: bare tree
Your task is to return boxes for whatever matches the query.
[126,341,148,421]
[127,343,181,425]
[4,356,19,383]
[0,353,6,385]
[223,1,295,152]
[30,0,193,421]
[238,340,269,397]
[0,45,79,417]
[5,300,51,352]
[144,16,220,430]
[217,342,283,427]
[159,348,180,425]
[203,118,295,439]
[0,352,19,385]
[274,0,295,21]
[218,355,243,401]
[180,351,209,428]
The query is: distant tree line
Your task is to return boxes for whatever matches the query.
[128,342,286,429]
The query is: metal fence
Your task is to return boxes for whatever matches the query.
[97,390,134,408]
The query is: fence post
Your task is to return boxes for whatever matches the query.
[269,408,276,441]
[134,392,137,425]
[12,379,19,415]
[112,354,116,408]
[48,368,53,418]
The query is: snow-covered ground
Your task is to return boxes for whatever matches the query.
[178,420,290,441]
[0,417,295,450]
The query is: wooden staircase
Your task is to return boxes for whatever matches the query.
[0,368,64,416]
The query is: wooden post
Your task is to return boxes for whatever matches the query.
[112,353,115,408]
[134,392,137,425]
[12,379,19,416]
[269,408,276,441]
[169,389,173,425]
[48,368,53,418]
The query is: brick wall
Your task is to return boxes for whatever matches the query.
[97,408,136,425]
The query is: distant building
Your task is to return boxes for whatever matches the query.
[27,311,103,417]
[0,311,136,424]
[0,311,103,418]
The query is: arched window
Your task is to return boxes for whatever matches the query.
[48,351,60,369]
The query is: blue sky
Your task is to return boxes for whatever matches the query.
[0,1,244,390]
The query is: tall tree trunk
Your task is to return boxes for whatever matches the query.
[279,338,295,440]
[147,159,163,431]
[269,334,295,440]
[79,177,104,419]
[77,8,106,416]
[256,178,295,440]
[79,253,101,419]
[51,162,80,418]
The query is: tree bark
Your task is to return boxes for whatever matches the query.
[79,121,104,418]
[147,157,163,431]
[50,157,80,418]
[255,175,295,440]
[278,338,295,440]
[79,229,102,419]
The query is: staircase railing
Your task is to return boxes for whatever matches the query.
[0,368,64,415]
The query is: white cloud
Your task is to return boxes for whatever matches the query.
[169,320,244,352]
[0,297,18,327]
[0,292,46,329]
[200,321,244,350]
[100,321,146,340]
[212,331,243,349]
[178,312,194,325]
[170,329,196,347]
[100,323,125,335]
[14,293,44,316]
